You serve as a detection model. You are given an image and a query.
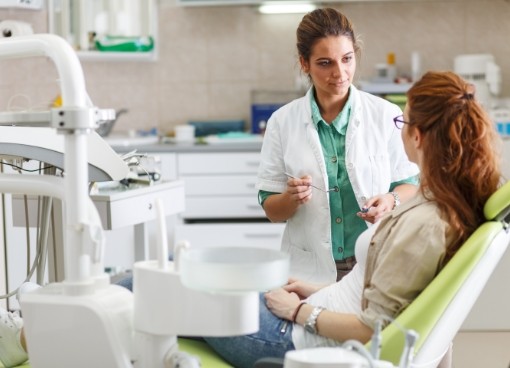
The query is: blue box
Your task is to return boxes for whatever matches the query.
[251,103,284,134]
[496,122,510,137]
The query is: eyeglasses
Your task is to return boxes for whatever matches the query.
[393,115,410,129]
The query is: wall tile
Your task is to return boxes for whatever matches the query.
[1,0,510,133]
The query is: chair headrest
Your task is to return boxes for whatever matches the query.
[484,180,510,221]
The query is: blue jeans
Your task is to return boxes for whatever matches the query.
[115,274,133,291]
[115,277,295,367]
[203,293,295,368]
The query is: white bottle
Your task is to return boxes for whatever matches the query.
[411,51,421,82]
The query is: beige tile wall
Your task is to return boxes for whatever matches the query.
[453,332,510,368]
[1,0,510,134]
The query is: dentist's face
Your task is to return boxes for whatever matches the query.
[300,35,356,101]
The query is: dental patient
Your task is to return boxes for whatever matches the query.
[0,71,502,368]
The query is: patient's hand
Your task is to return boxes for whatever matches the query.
[264,288,301,321]
[283,278,327,299]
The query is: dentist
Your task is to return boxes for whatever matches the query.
[257,8,419,283]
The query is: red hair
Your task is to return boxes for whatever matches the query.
[406,71,502,261]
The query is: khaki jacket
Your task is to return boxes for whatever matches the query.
[359,192,455,329]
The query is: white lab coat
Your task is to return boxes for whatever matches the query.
[256,86,419,283]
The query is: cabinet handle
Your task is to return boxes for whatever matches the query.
[246,183,256,189]
[245,161,259,167]
[246,205,262,210]
[244,233,281,239]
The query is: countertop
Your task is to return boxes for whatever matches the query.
[105,135,264,154]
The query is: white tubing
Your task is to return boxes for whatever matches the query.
[155,198,168,270]
[64,132,90,283]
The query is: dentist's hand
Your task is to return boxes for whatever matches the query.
[286,175,313,205]
[356,193,395,223]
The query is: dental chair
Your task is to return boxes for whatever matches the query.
[186,179,510,368]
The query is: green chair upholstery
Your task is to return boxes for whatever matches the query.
[178,338,233,367]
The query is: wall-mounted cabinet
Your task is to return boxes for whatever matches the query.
[48,0,158,62]
[176,0,460,5]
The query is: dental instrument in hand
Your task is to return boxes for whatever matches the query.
[360,206,372,213]
[284,172,339,193]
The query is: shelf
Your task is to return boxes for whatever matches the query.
[75,50,157,62]
[357,81,412,95]
[48,0,158,62]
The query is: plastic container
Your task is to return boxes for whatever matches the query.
[174,125,196,142]
[179,247,290,292]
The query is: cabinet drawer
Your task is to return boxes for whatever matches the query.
[183,197,265,219]
[178,152,260,175]
[158,153,178,181]
[174,223,285,250]
[183,175,257,196]
[92,181,185,229]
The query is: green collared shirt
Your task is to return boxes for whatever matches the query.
[310,87,364,260]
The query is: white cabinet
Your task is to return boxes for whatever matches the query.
[174,151,285,251]
[177,152,264,219]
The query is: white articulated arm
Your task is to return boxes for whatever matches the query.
[0,34,98,289]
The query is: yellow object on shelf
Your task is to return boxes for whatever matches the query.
[52,95,62,107]
[387,52,396,65]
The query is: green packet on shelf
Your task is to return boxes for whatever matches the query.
[95,35,154,52]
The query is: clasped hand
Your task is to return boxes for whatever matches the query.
[264,278,327,321]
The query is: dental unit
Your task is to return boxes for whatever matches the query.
[0,33,289,368]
